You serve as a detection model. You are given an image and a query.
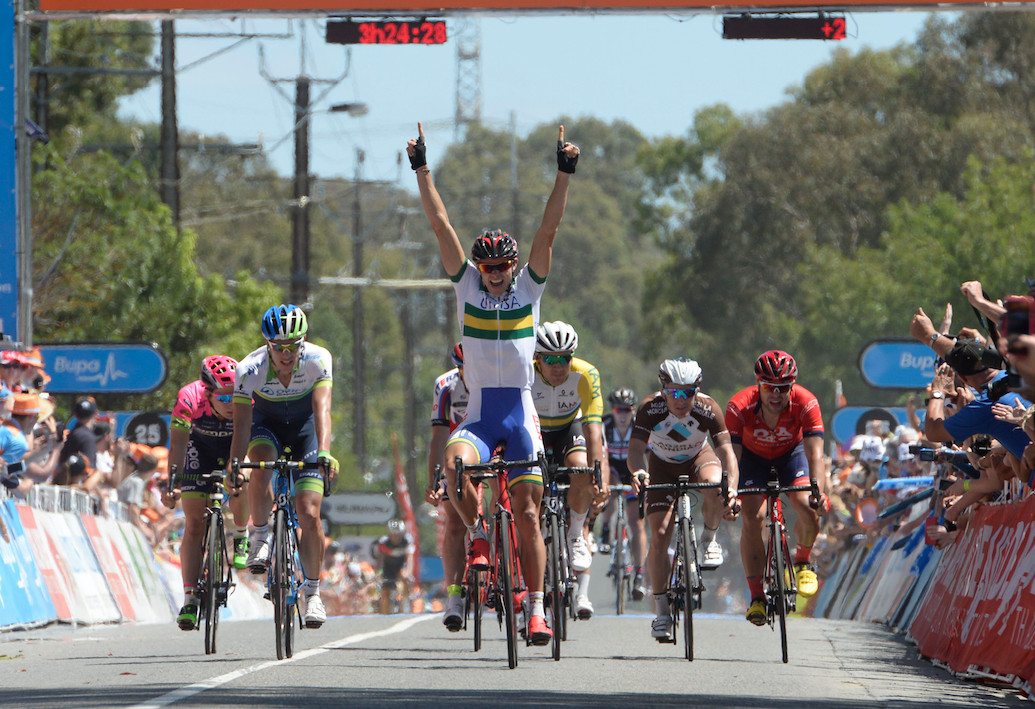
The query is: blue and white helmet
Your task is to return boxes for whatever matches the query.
[261,304,308,341]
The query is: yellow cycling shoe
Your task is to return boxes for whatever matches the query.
[795,563,819,598]
[746,598,766,626]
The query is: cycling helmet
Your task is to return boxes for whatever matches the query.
[608,387,638,408]
[450,342,464,367]
[658,358,703,388]
[261,304,308,341]
[387,519,406,534]
[536,321,579,354]
[755,350,798,384]
[200,355,238,390]
[471,229,518,262]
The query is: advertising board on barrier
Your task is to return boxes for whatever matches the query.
[0,501,56,628]
[323,493,397,526]
[40,342,168,394]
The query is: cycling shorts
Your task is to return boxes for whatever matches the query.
[179,438,228,499]
[447,387,545,489]
[608,458,637,500]
[249,409,323,494]
[738,441,809,493]
[646,445,721,514]
[543,419,587,482]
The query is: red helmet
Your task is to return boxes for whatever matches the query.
[450,342,464,367]
[200,355,238,390]
[471,229,518,262]
[754,350,797,384]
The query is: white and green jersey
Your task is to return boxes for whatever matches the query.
[451,260,546,391]
[232,342,333,425]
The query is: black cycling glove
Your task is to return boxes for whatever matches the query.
[557,139,578,174]
[409,135,427,170]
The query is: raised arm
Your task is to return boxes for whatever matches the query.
[527,125,580,278]
[407,122,466,276]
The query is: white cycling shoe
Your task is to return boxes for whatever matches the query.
[651,615,673,641]
[304,595,327,628]
[576,594,594,620]
[246,538,269,575]
[701,540,724,570]
[569,534,592,572]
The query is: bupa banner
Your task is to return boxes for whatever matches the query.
[858,339,937,389]
[40,342,168,394]
[830,406,909,444]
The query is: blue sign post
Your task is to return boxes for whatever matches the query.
[858,339,937,389]
[39,342,168,394]
[0,2,18,339]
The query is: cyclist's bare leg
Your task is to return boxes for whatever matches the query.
[441,501,466,588]
[696,460,724,531]
[180,497,207,592]
[246,442,277,530]
[626,497,647,568]
[739,494,767,578]
[646,503,677,595]
[510,480,545,594]
[228,482,249,536]
[296,489,325,585]
[787,489,820,548]
[443,441,482,527]
[565,449,593,522]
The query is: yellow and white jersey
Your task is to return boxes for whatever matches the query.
[531,357,604,433]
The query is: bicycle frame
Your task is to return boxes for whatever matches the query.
[605,484,633,615]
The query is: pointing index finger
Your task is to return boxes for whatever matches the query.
[558,125,564,144]
[417,121,424,138]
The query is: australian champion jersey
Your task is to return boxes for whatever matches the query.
[232,342,333,425]
[451,260,546,391]
[431,368,470,432]
[631,391,728,463]
[531,357,604,432]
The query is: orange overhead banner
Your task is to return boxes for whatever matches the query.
[35,0,995,12]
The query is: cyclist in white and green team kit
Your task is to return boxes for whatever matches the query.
[232,304,339,629]
[407,122,580,646]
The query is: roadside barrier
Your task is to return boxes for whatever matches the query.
[815,493,1034,697]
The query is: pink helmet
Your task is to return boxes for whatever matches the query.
[754,350,797,384]
[200,355,238,390]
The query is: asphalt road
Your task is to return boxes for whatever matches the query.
[1,607,1028,709]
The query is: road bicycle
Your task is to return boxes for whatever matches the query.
[233,457,322,660]
[638,471,728,662]
[604,483,634,615]
[456,453,544,669]
[540,458,600,659]
[169,466,237,656]
[738,469,818,664]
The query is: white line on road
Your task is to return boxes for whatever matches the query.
[128,615,435,709]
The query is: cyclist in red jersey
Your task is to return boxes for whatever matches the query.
[725,350,829,626]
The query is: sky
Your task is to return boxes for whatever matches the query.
[117,11,939,184]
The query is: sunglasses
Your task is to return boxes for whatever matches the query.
[268,338,303,352]
[760,382,794,393]
[541,354,573,365]
[613,406,633,414]
[665,387,698,400]
[212,394,233,404]
[476,261,516,274]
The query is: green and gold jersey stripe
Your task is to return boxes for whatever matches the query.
[463,302,534,341]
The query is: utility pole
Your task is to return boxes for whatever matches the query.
[291,77,310,305]
[353,148,366,477]
[35,22,48,133]
[453,18,482,142]
[160,21,180,226]
[402,290,416,499]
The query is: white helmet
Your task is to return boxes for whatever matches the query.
[536,321,579,354]
[658,358,703,387]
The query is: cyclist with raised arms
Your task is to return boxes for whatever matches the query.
[531,320,608,620]
[725,350,828,627]
[629,358,738,642]
[407,122,579,646]
[425,343,470,631]
[233,304,339,629]
[162,355,247,631]
[601,387,648,600]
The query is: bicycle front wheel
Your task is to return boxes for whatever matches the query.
[773,523,789,664]
[470,566,482,652]
[546,512,562,661]
[613,513,627,616]
[679,517,695,662]
[273,509,294,660]
[203,512,224,655]
[499,512,519,669]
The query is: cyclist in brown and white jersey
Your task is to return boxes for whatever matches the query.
[629,358,739,641]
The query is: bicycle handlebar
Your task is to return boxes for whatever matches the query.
[454,452,548,501]
[638,471,729,520]
[233,459,321,471]
[547,459,603,489]
[738,483,813,496]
